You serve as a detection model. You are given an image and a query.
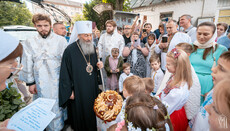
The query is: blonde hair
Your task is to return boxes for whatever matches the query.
[167,49,192,89]
[214,78,230,124]
[176,43,193,54]
[142,78,154,94]
[149,54,160,63]
[123,75,145,95]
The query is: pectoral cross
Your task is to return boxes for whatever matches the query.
[87,23,90,29]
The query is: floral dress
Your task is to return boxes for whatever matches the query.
[126,42,146,78]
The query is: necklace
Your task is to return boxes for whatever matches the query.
[77,42,93,75]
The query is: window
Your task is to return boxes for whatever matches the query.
[160,12,173,21]
[218,9,230,25]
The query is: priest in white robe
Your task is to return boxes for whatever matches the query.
[97,20,125,88]
[19,14,67,131]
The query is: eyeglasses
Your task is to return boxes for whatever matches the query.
[0,63,23,75]
[124,28,131,29]
[12,63,23,75]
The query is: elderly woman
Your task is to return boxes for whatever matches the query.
[122,32,149,78]
[0,31,23,130]
[189,22,227,104]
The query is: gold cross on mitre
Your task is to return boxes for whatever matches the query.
[86,23,90,29]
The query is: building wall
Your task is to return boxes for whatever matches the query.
[132,0,218,30]
[215,0,230,24]
[32,1,83,24]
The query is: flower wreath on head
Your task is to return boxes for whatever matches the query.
[115,96,171,131]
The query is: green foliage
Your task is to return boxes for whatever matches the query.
[72,13,87,23]
[0,82,26,122]
[123,0,132,11]
[0,1,33,27]
[83,0,111,30]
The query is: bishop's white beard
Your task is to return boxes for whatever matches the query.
[79,39,95,55]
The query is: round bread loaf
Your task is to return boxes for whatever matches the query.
[94,90,123,122]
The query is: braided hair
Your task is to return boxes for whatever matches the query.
[125,93,173,131]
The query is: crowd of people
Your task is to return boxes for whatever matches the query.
[0,12,230,131]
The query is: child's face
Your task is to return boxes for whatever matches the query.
[166,57,176,74]
[159,27,164,34]
[205,88,229,131]
[142,32,147,38]
[147,36,155,45]
[111,49,119,59]
[211,58,230,86]
[123,86,131,98]
[151,61,160,71]
[123,67,131,75]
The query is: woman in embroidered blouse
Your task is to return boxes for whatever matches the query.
[189,22,227,104]
[122,32,149,78]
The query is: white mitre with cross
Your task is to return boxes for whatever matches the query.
[68,21,92,44]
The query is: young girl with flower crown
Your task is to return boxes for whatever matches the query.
[108,93,173,131]
[159,48,193,131]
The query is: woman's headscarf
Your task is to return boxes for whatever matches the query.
[0,30,19,62]
[193,28,217,49]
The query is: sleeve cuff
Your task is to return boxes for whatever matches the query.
[26,81,36,86]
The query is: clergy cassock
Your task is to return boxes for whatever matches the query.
[59,40,100,131]
[19,32,67,131]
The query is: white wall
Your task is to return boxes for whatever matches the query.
[132,0,218,31]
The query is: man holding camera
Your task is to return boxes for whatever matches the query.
[155,19,191,72]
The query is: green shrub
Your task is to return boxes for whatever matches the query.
[0,82,26,121]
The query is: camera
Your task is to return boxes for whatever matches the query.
[162,36,168,43]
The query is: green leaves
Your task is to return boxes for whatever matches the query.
[0,1,33,27]
[72,14,87,23]
[102,0,131,11]
[82,0,131,30]
[0,82,26,122]
[83,0,111,30]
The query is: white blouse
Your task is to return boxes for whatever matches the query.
[160,82,190,115]
[151,68,164,93]
[119,73,133,92]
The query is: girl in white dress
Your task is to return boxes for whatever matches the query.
[159,48,193,131]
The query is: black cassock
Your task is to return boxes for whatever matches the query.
[59,41,100,131]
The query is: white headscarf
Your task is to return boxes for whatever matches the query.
[0,30,19,61]
[69,21,92,44]
[193,27,218,68]
[218,25,229,39]
[193,28,217,49]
